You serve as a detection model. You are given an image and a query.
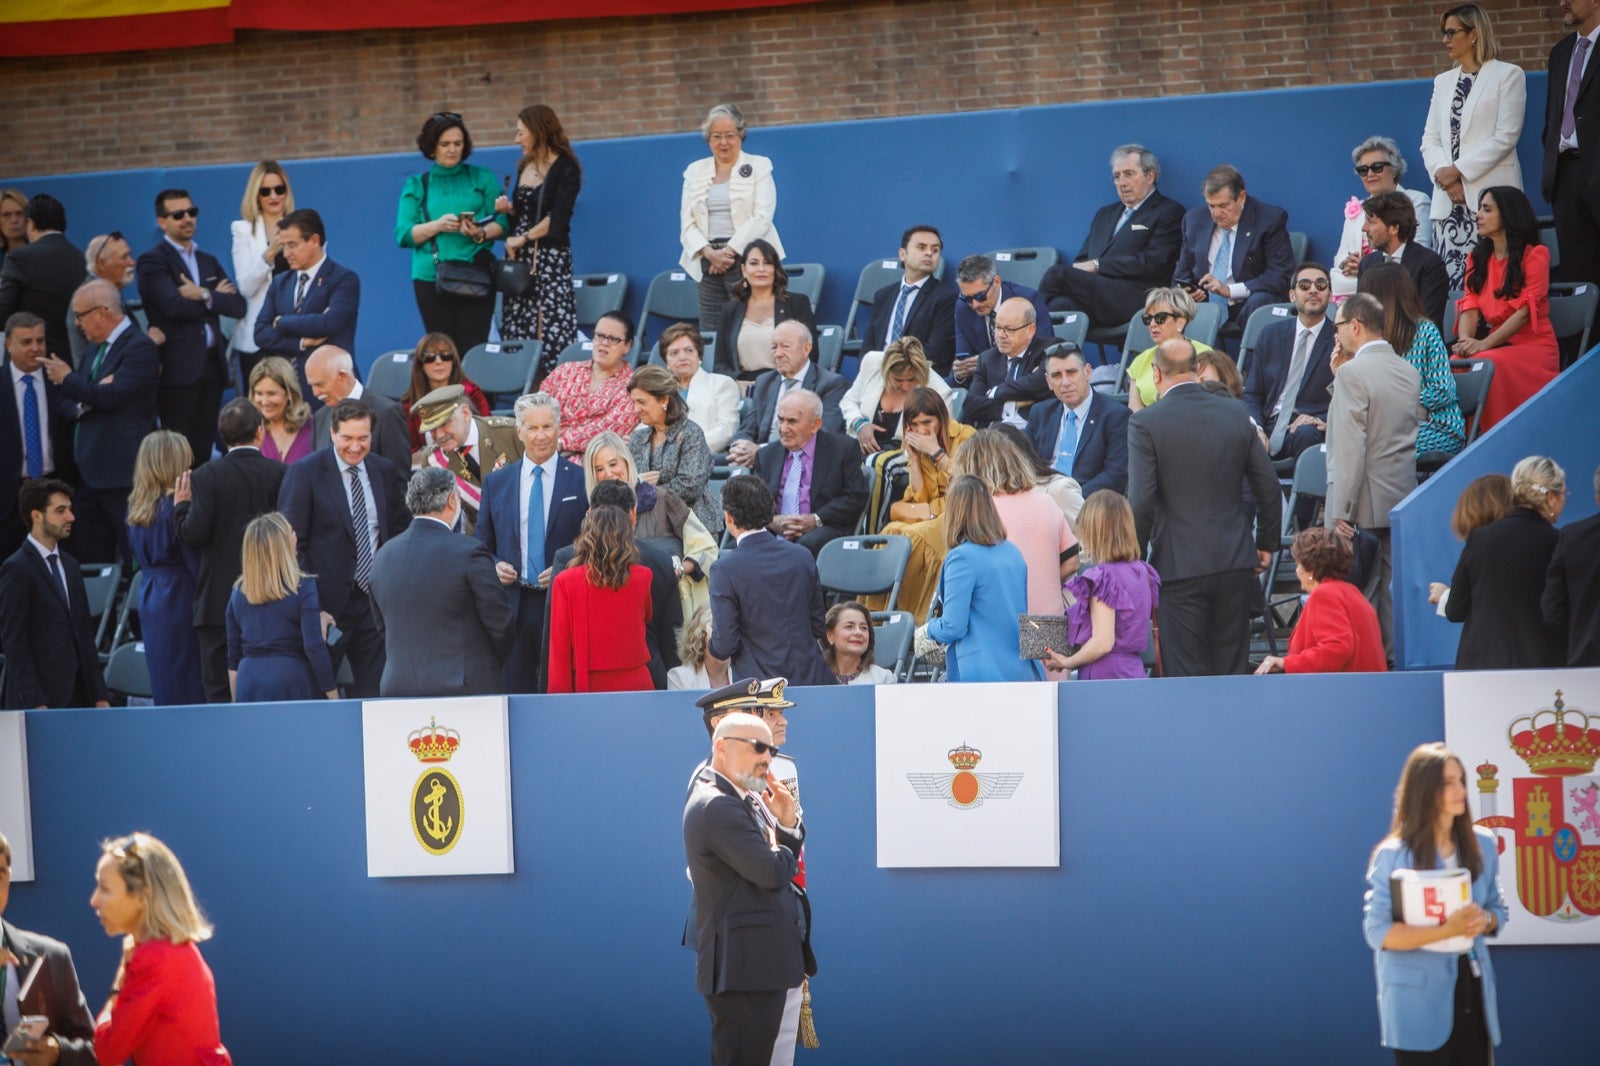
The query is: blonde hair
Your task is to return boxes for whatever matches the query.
[126,430,192,527]
[943,475,1008,549]
[678,604,713,668]
[1075,490,1141,563]
[237,512,304,604]
[249,356,311,432]
[951,428,1036,495]
[238,161,294,224]
[880,336,932,387]
[99,832,212,944]
[1441,4,1500,65]
[583,430,638,497]
[1511,455,1566,511]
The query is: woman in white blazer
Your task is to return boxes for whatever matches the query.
[229,161,296,373]
[841,337,953,455]
[658,322,740,454]
[1420,4,1525,290]
[679,103,784,331]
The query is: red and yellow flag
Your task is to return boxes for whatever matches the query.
[2,0,233,57]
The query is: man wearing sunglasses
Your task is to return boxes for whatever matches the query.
[1243,263,1338,463]
[1354,191,1450,332]
[136,189,246,467]
[1172,165,1294,327]
[950,254,1055,385]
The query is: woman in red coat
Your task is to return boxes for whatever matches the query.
[90,832,231,1066]
[1256,527,1387,675]
[548,504,654,693]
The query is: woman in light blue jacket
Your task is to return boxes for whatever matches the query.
[1362,742,1507,1062]
[924,475,1043,683]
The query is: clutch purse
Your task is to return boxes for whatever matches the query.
[1017,614,1072,661]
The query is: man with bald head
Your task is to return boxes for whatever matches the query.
[754,386,867,555]
[41,278,159,564]
[962,295,1054,428]
[727,320,846,468]
[305,344,412,474]
[1127,337,1279,676]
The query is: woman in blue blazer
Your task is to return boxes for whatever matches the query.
[1362,742,1507,1062]
[924,475,1043,683]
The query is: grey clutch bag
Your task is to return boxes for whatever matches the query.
[1017,614,1072,661]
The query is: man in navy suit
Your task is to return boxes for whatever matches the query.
[42,279,159,565]
[252,208,360,402]
[962,297,1053,429]
[305,345,412,475]
[1173,165,1294,326]
[1355,191,1450,333]
[1244,262,1338,462]
[136,188,247,466]
[0,195,83,364]
[2,313,73,561]
[727,321,847,468]
[0,478,109,708]
[475,392,588,694]
[1025,345,1130,496]
[860,225,958,374]
[1040,144,1186,331]
[277,399,410,698]
[708,475,833,687]
[754,387,868,555]
[951,254,1056,385]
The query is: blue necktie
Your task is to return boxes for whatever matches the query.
[1214,229,1234,284]
[525,465,546,582]
[1054,408,1078,476]
[1113,205,1135,234]
[888,283,914,344]
[21,374,43,478]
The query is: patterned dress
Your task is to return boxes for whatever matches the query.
[1434,72,1478,291]
[1402,318,1465,457]
[501,155,581,383]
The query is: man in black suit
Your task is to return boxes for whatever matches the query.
[1040,144,1185,332]
[0,479,109,708]
[1543,464,1600,666]
[963,297,1052,429]
[136,189,246,466]
[1355,191,1450,332]
[370,467,514,697]
[174,398,287,702]
[251,208,361,399]
[1128,339,1280,676]
[2,313,73,561]
[277,399,410,698]
[1173,165,1295,326]
[475,393,589,694]
[0,195,83,364]
[860,224,958,374]
[727,321,847,468]
[41,279,159,566]
[708,475,833,687]
[755,387,867,555]
[305,345,411,474]
[1,830,97,1066]
[1243,262,1338,463]
[1544,0,1600,286]
[1024,345,1130,495]
[951,254,1057,385]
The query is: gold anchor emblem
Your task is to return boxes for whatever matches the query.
[410,769,464,856]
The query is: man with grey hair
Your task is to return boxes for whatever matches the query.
[0,829,97,1066]
[475,391,588,693]
[68,232,161,363]
[1172,164,1294,326]
[951,253,1055,384]
[305,344,412,474]
[727,320,846,467]
[370,466,514,697]
[754,386,867,555]
[411,383,521,534]
[1041,144,1186,334]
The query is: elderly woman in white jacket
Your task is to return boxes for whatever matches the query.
[1420,3,1525,290]
[1331,136,1435,297]
[656,322,741,454]
[229,161,295,376]
[841,336,953,455]
[679,103,783,332]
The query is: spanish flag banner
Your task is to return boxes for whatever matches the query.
[2,0,233,57]
[226,0,817,32]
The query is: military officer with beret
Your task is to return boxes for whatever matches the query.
[411,383,521,533]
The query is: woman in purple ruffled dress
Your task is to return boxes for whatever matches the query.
[1044,490,1160,680]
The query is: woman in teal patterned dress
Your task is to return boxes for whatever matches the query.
[1360,262,1465,460]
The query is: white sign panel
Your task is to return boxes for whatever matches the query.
[361,696,514,877]
[0,712,33,880]
[1443,668,1600,945]
[875,682,1059,868]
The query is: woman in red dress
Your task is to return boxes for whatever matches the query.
[547,504,654,693]
[1452,186,1559,430]
[90,832,231,1066]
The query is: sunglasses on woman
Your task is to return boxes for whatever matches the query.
[1353,162,1392,177]
[1140,310,1182,326]
[258,183,288,197]
[419,350,456,364]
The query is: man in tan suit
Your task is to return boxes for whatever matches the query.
[412,384,521,534]
[1324,293,1421,663]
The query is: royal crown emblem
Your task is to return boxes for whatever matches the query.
[947,743,983,770]
[1507,692,1600,777]
[408,717,460,764]
[907,741,1023,810]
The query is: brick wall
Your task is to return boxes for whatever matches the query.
[1,0,1565,178]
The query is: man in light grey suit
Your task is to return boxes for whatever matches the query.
[1324,293,1420,663]
[305,345,412,475]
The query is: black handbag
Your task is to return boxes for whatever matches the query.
[494,179,544,300]
[421,172,494,298]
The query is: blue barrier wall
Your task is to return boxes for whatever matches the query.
[0,76,1553,372]
[10,675,1598,1064]
[1392,347,1600,670]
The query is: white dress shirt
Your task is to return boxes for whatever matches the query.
[10,363,54,476]
[517,453,559,576]
[338,458,379,551]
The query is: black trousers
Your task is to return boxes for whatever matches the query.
[1156,568,1256,677]
[1392,956,1491,1066]
[1040,262,1148,335]
[705,989,786,1066]
[505,585,548,695]
[196,623,231,703]
[1553,152,1600,289]
[333,587,386,698]
[413,278,495,354]
[159,362,225,466]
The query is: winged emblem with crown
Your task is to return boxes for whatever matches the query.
[906,742,1023,810]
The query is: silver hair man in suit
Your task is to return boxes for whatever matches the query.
[0,829,97,1066]
[1325,293,1421,664]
